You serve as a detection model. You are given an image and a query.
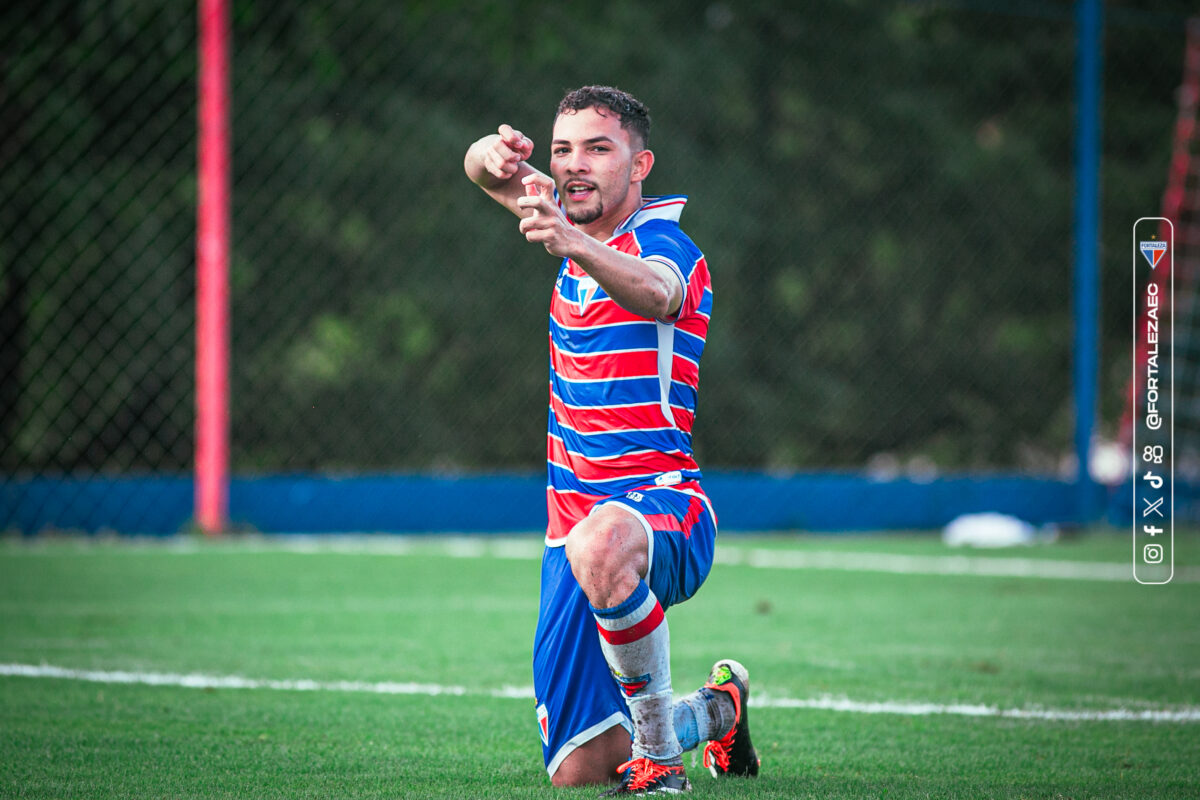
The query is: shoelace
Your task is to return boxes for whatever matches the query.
[616,757,682,791]
[702,734,733,773]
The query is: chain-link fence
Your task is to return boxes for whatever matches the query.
[2,1,1197,532]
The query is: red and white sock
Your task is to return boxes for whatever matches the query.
[591,581,682,763]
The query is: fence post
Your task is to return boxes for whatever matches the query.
[196,0,232,535]
[1073,0,1103,524]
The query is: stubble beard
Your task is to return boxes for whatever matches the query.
[566,201,603,226]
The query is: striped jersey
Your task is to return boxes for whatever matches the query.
[546,194,713,544]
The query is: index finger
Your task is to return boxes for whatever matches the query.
[517,185,548,216]
[498,123,523,146]
[522,173,557,202]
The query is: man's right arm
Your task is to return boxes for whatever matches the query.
[464,124,544,217]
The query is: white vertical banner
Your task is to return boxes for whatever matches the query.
[1132,218,1172,585]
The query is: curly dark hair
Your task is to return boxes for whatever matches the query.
[556,85,651,150]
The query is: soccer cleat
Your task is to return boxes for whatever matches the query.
[600,757,691,795]
[701,659,760,778]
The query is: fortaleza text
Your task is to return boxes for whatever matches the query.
[1145,283,1162,430]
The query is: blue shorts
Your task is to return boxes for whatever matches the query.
[532,486,717,777]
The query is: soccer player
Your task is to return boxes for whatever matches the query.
[464,86,758,794]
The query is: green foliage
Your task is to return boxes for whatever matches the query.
[1,1,195,471]
[2,1,1195,473]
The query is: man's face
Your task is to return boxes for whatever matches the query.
[549,106,641,229]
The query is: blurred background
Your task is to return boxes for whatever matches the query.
[2,0,1198,534]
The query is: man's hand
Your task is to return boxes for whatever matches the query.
[517,173,579,259]
[480,123,534,181]
[465,124,544,216]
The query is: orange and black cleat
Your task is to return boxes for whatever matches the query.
[701,659,760,778]
[600,757,691,796]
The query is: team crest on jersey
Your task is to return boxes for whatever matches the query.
[1140,240,1167,270]
[575,275,600,315]
[611,669,652,698]
[536,703,549,746]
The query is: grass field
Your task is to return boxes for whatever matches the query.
[1,530,1198,799]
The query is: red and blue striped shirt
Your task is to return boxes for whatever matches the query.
[546,195,713,544]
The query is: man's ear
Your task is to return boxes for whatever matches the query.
[632,149,654,183]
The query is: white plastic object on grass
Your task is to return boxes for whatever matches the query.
[942,512,1056,548]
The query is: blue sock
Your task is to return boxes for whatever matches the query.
[673,701,701,751]
[673,686,733,751]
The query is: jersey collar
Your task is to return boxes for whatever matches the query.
[609,195,688,240]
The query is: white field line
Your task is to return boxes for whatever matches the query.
[751,693,1200,722]
[27,535,1196,583]
[2,663,1198,722]
[718,548,1156,582]
[0,662,532,700]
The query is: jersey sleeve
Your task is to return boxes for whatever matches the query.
[634,223,704,323]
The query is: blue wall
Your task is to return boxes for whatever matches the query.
[2,471,1103,535]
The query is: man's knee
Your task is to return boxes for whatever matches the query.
[551,764,609,788]
[565,506,648,607]
[564,511,624,573]
[549,725,630,787]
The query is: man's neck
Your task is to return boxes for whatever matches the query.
[579,192,645,242]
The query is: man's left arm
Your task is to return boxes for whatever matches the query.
[517,175,683,320]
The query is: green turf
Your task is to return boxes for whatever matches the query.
[1,531,1197,798]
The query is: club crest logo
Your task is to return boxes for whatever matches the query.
[536,703,549,746]
[612,669,651,698]
[1140,240,1167,270]
[576,275,600,315]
